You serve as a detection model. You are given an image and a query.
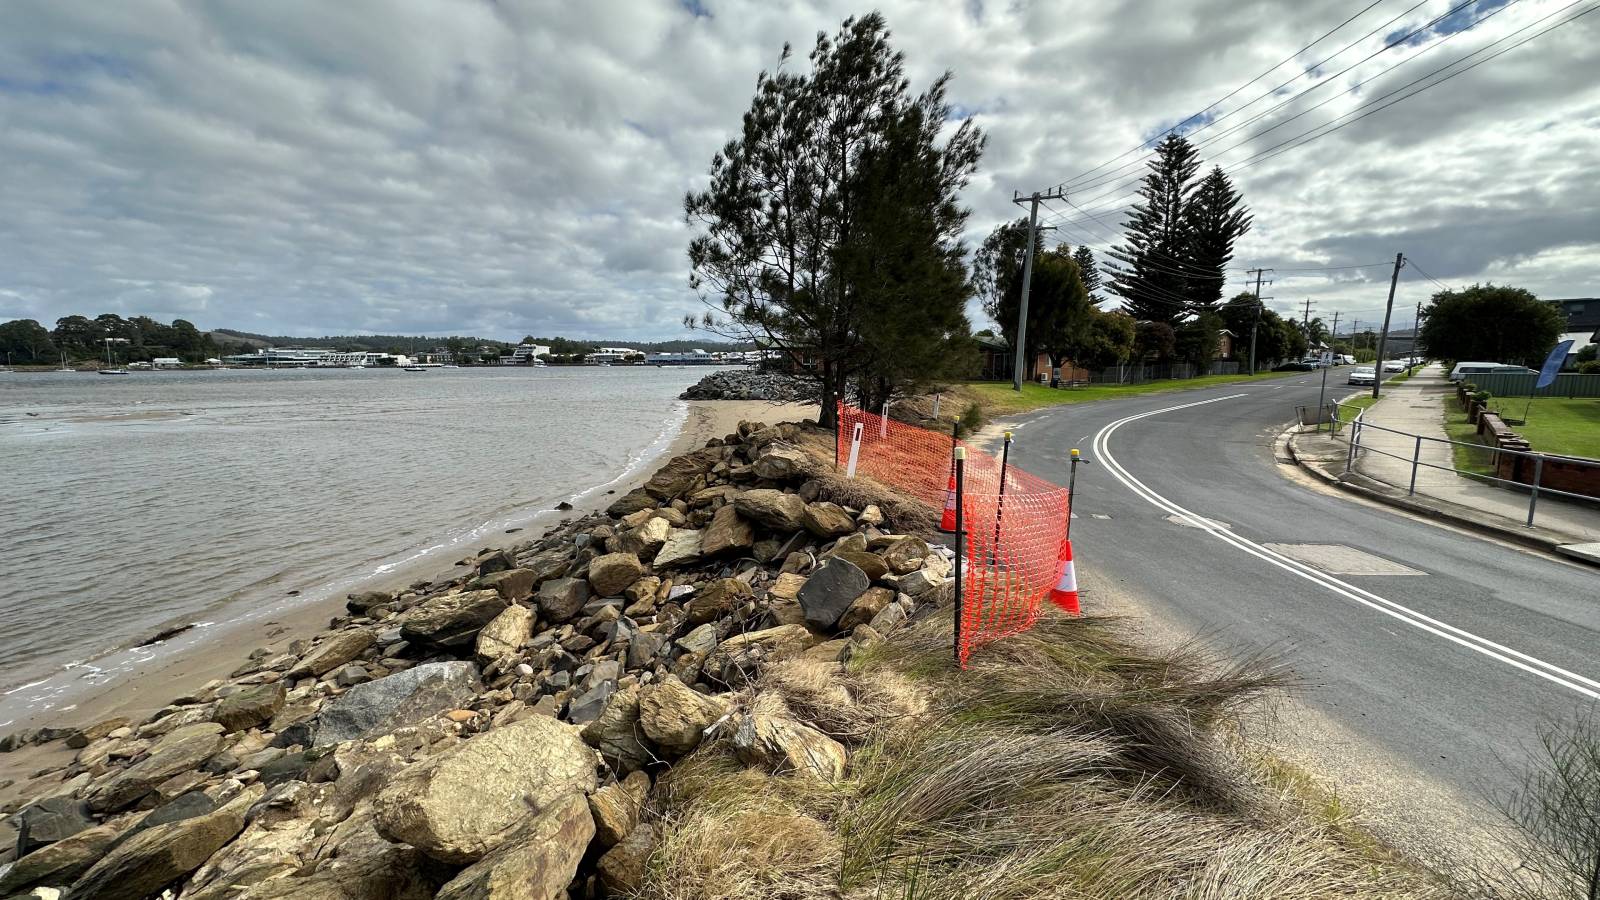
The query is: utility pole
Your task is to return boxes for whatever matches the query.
[1301,297,1315,332]
[1011,188,1065,391]
[1329,310,1341,348]
[1245,267,1272,375]
[1372,252,1405,399]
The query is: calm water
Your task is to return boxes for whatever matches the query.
[0,366,705,721]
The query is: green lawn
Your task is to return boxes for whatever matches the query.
[1442,404,1498,478]
[964,369,1306,415]
[1489,398,1600,459]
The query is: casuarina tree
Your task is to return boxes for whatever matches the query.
[1105,133,1203,326]
[1182,166,1251,311]
[685,13,983,428]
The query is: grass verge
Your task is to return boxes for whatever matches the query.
[1443,401,1498,479]
[1487,398,1600,459]
[641,611,1453,900]
[958,370,1307,417]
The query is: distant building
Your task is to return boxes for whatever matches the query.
[221,347,333,367]
[646,349,718,366]
[587,347,638,365]
[501,343,551,365]
[1553,298,1600,367]
[151,357,182,369]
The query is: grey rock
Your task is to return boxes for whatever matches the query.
[434,792,595,900]
[289,629,376,678]
[70,784,263,900]
[86,722,226,813]
[313,661,481,746]
[537,577,590,623]
[0,824,119,894]
[579,685,651,774]
[11,796,93,856]
[653,528,704,568]
[401,589,509,650]
[797,557,869,631]
[212,681,285,733]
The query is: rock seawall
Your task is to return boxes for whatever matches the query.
[0,418,950,899]
[678,369,814,403]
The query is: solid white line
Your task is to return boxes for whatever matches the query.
[1093,394,1600,700]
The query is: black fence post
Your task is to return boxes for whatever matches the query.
[952,447,965,667]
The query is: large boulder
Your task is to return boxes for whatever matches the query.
[614,517,671,560]
[70,784,263,900]
[638,675,729,756]
[882,536,932,575]
[85,722,225,813]
[705,624,821,685]
[643,449,718,500]
[731,694,847,781]
[687,578,751,627]
[0,824,118,894]
[701,504,755,557]
[433,792,594,900]
[579,685,651,775]
[314,661,482,746]
[653,528,704,568]
[796,557,870,631]
[538,576,590,623]
[734,489,807,533]
[373,716,598,863]
[607,487,656,518]
[751,444,810,481]
[476,604,534,668]
[589,552,647,597]
[478,567,538,602]
[213,682,286,733]
[522,548,573,585]
[289,630,376,679]
[801,502,855,539]
[589,770,650,848]
[9,796,94,856]
[401,589,509,650]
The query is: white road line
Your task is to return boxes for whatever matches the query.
[1092,394,1600,700]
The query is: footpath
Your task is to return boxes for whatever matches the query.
[1289,364,1600,564]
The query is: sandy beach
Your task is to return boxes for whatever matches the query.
[0,397,817,795]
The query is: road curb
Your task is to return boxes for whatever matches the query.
[1280,425,1599,569]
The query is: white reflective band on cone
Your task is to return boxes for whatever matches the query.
[1055,560,1078,592]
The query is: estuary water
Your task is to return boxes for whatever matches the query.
[0,365,705,721]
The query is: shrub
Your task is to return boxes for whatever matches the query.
[1473,391,1491,404]
[957,401,983,437]
[1578,360,1600,375]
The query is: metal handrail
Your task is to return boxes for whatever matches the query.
[1331,402,1599,528]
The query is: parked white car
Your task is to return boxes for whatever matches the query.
[1347,367,1376,385]
[1447,362,1538,382]
[1382,360,1406,373]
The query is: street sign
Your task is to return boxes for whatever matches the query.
[1536,340,1573,390]
[1319,350,1334,367]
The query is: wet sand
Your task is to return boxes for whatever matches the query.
[0,398,816,795]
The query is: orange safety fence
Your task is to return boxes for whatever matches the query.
[835,402,1072,664]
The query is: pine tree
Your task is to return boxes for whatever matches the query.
[1183,166,1252,311]
[1072,245,1103,305]
[1105,133,1202,325]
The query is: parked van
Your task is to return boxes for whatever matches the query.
[1448,362,1537,382]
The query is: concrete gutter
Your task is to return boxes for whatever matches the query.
[1279,425,1600,570]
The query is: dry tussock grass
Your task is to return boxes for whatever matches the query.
[638,605,1453,900]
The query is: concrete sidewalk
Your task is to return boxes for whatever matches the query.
[1292,363,1600,561]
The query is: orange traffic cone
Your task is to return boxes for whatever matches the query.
[938,470,958,532]
[1048,539,1080,615]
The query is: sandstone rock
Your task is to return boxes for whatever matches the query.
[373,716,598,863]
[289,628,376,679]
[802,638,849,664]
[213,682,286,733]
[0,824,119,894]
[734,489,806,533]
[882,536,931,575]
[643,449,718,500]
[478,567,538,602]
[86,722,226,813]
[401,589,509,650]
[677,623,719,657]
[731,695,847,781]
[858,505,884,526]
[624,576,660,604]
[606,488,655,518]
[797,557,869,631]
[64,717,129,750]
[834,550,888,582]
[838,587,894,632]
[314,661,481,746]
[897,567,947,601]
[653,528,704,568]
[751,444,810,481]
[638,675,728,756]
[589,552,647,597]
[768,572,807,601]
[579,685,651,775]
[597,823,655,897]
[434,792,594,900]
[626,631,667,670]
[922,550,953,578]
[701,503,755,557]
[70,784,263,900]
[522,547,573,585]
[615,517,671,561]
[475,549,516,576]
[476,604,534,668]
[346,590,393,614]
[687,578,751,627]
[832,532,869,555]
[705,624,821,685]
[538,576,590,623]
[588,770,650,848]
[801,501,855,538]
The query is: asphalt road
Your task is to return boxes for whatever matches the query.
[993,373,1600,838]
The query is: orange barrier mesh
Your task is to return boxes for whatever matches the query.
[835,402,1072,664]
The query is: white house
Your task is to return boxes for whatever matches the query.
[151,357,182,369]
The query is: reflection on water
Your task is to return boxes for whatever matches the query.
[0,366,703,713]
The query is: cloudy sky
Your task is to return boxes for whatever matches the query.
[1,0,1595,341]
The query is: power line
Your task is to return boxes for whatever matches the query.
[1405,258,1454,291]
[1057,0,1392,191]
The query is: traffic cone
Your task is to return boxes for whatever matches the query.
[1048,539,1080,615]
[938,470,958,532]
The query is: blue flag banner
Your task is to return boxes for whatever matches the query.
[1537,340,1574,390]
